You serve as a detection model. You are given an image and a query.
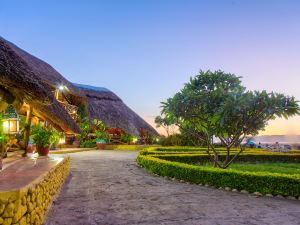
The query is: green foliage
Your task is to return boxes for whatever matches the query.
[105,144,151,150]
[139,128,158,144]
[214,163,300,175]
[77,103,87,121]
[78,117,91,143]
[78,118,110,145]
[93,119,109,143]
[160,70,300,168]
[30,125,55,148]
[158,134,185,146]
[50,129,63,145]
[155,153,300,164]
[155,115,177,137]
[120,133,136,144]
[80,140,96,148]
[137,154,300,197]
[0,113,7,147]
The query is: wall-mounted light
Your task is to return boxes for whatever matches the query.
[2,105,19,134]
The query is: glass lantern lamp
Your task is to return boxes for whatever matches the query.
[2,105,19,134]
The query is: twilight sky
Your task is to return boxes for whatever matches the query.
[1,0,300,135]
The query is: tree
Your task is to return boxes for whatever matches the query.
[161,70,300,168]
[154,115,177,137]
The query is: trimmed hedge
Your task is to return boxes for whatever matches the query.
[104,145,155,151]
[155,153,300,164]
[137,154,300,197]
[142,146,271,156]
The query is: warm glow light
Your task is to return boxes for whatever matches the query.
[132,137,138,143]
[58,137,65,144]
[3,121,9,133]
[2,119,19,134]
[59,85,64,90]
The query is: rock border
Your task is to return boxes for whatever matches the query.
[0,156,71,225]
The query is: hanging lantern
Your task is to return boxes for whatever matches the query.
[2,105,19,134]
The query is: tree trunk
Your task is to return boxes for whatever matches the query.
[23,106,33,156]
[213,151,219,167]
[225,147,230,165]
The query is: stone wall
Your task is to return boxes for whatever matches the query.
[0,156,70,225]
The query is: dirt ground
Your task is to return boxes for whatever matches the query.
[44,150,300,225]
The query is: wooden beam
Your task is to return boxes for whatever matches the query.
[23,106,33,156]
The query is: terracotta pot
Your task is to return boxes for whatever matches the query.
[96,143,105,150]
[37,146,50,156]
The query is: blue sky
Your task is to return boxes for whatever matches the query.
[1,0,300,134]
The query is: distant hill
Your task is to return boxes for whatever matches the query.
[252,135,300,144]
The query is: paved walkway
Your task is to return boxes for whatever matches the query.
[45,151,300,225]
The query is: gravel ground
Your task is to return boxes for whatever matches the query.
[44,150,300,225]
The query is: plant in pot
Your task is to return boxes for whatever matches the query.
[95,130,109,150]
[92,119,109,150]
[30,125,54,156]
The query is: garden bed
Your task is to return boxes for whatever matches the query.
[137,147,300,198]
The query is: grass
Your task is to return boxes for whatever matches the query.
[200,162,300,176]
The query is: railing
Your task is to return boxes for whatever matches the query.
[57,100,78,120]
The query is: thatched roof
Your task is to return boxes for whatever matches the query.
[73,83,159,136]
[0,36,80,133]
[0,36,158,136]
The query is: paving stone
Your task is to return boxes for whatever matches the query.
[44,151,300,225]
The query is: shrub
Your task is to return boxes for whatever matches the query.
[105,145,151,150]
[30,125,55,148]
[80,140,96,148]
[137,154,300,197]
[158,134,185,146]
[155,153,300,164]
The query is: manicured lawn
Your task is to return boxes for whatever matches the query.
[201,163,300,175]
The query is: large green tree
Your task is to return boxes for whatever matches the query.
[160,70,300,168]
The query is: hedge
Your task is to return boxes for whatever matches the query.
[137,154,300,197]
[155,153,300,164]
[104,145,154,151]
[142,147,270,156]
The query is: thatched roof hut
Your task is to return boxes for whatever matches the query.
[0,36,158,136]
[0,36,80,133]
[73,83,159,136]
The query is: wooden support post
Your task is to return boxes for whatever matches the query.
[23,106,33,156]
[0,144,3,170]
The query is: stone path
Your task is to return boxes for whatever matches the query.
[44,151,300,225]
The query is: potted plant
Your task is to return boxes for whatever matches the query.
[95,130,109,150]
[93,119,109,150]
[30,125,54,156]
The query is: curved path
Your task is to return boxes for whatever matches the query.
[45,151,300,225]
